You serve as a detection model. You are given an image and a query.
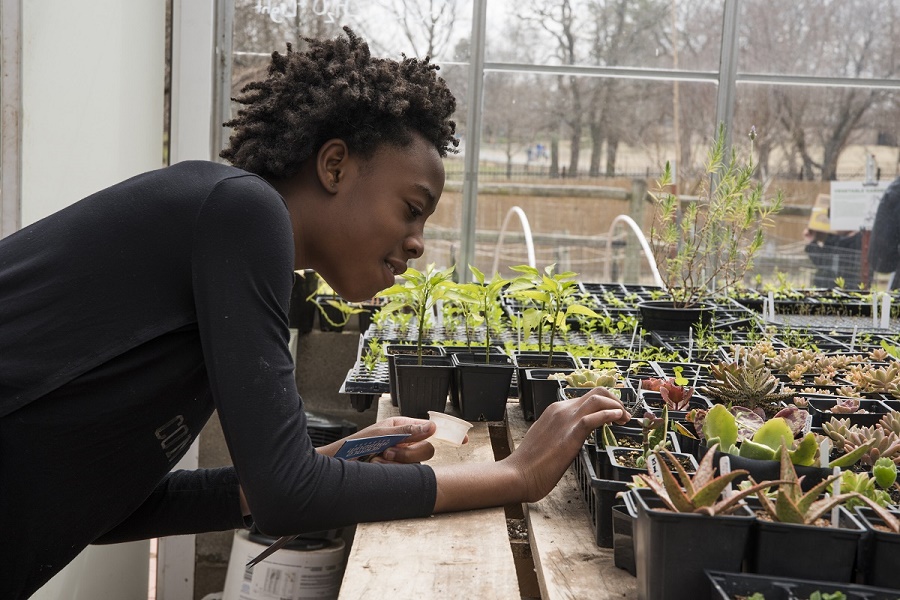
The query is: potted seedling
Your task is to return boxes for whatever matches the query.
[306,275,367,332]
[693,404,868,491]
[506,264,596,420]
[626,444,778,600]
[852,462,900,589]
[448,266,515,421]
[701,357,797,419]
[744,442,868,583]
[642,124,784,331]
[377,264,456,418]
[605,407,698,481]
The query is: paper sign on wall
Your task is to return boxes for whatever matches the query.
[829,181,890,231]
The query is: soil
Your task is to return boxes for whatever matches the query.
[507,518,529,541]
[613,448,694,471]
[752,508,831,527]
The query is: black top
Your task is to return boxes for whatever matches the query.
[0,160,436,541]
[869,177,900,287]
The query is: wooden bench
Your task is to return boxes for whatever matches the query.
[338,397,637,599]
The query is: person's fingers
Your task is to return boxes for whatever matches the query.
[363,418,436,442]
[373,439,435,464]
[568,387,627,414]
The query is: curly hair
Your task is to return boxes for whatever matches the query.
[220,27,458,180]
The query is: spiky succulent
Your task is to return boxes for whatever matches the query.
[750,442,858,525]
[634,444,777,516]
[702,362,795,416]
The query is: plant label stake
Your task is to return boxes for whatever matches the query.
[830,466,842,528]
[687,327,694,363]
[819,438,831,468]
[719,454,735,499]
[873,292,879,328]
[850,325,858,353]
[629,322,639,358]
[767,291,775,321]
[646,453,665,483]
[354,334,365,374]
[881,293,891,329]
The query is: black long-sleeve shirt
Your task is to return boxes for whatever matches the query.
[0,161,436,597]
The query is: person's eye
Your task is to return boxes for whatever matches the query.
[407,203,423,219]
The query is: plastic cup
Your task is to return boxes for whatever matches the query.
[427,411,473,447]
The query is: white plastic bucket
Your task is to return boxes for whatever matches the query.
[222,530,345,600]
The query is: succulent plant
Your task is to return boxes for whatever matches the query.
[550,367,620,389]
[634,444,777,516]
[702,362,796,418]
[880,411,900,436]
[750,442,858,525]
[840,469,894,509]
[820,417,900,467]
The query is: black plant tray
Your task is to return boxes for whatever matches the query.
[706,570,900,600]
[340,365,390,394]
[576,446,628,548]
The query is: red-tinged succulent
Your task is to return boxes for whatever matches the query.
[659,379,695,410]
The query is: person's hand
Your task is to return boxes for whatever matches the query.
[503,387,629,503]
[317,416,453,464]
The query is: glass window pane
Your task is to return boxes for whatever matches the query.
[424,71,718,284]
[486,0,723,72]
[233,1,472,63]
[738,0,900,78]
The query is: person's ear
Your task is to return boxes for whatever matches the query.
[316,139,349,194]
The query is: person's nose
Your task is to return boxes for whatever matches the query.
[405,229,424,259]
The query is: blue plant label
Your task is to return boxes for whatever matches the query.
[334,434,411,462]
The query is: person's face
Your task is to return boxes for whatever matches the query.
[304,132,445,302]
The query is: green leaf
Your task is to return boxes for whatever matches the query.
[751,417,793,452]
[703,405,738,450]
[738,439,777,461]
[788,433,818,467]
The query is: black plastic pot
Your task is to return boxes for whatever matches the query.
[805,396,893,427]
[511,351,578,420]
[745,499,865,583]
[393,354,453,418]
[524,368,573,420]
[385,344,445,407]
[442,345,506,410]
[578,442,630,548]
[706,570,900,600]
[637,300,715,333]
[630,488,755,600]
[855,506,900,590]
[315,295,350,332]
[711,450,831,493]
[451,352,514,422]
[611,502,636,576]
[606,446,696,482]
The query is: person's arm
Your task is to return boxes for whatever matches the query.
[94,468,249,544]
[431,389,628,511]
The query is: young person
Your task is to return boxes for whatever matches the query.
[0,28,629,598]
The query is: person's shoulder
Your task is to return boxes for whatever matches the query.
[169,160,251,179]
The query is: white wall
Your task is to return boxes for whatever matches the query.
[21,0,166,225]
[22,0,165,598]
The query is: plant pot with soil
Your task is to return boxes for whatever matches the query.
[393,354,454,419]
[511,350,578,420]
[628,443,771,600]
[450,352,514,422]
